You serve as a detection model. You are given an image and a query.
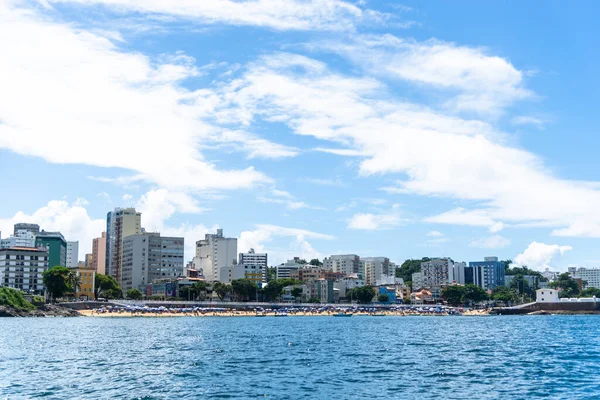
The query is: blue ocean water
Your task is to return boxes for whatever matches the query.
[1,315,599,399]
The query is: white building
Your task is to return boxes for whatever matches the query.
[412,272,423,290]
[0,228,37,249]
[362,257,391,286]
[66,241,79,268]
[421,258,454,289]
[121,232,184,292]
[276,259,303,280]
[536,288,559,303]
[323,254,360,276]
[572,268,600,289]
[0,247,48,293]
[238,248,267,283]
[453,262,466,285]
[195,229,237,282]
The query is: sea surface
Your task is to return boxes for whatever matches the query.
[1,315,600,399]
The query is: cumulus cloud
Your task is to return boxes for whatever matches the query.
[257,188,323,210]
[512,115,546,129]
[427,230,444,237]
[470,235,511,249]
[347,204,403,230]
[238,224,335,264]
[0,200,105,260]
[513,242,573,271]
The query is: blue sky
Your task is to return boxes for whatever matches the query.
[1,0,599,270]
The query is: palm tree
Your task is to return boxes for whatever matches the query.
[192,281,209,301]
[67,271,82,300]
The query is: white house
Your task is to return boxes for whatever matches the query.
[536,288,559,303]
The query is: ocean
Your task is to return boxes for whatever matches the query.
[1,315,599,399]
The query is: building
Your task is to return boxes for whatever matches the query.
[194,229,237,282]
[35,230,67,268]
[291,265,323,282]
[121,232,184,292]
[66,241,79,268]
[362,257,391,286]
[505,275,540,290]
[536,288,560,303]
[323,254,360,276]
[1,224,38,249]
[69,265,95,299]
[377,286,397,303]
[410,289,433,304]
[276,258,303,280]
[92,232,107,274]
[453,262,466,285]
[238,248,267,283]
[0,247,48,293]
[106,207,142,285]
[421,258,455,288]
[412,272,423,290]
[467,257,505,290]
[333,273,365,299]
[571,268,600,289]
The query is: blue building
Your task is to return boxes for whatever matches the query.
[467,257,505,290]
[377,286,397,303]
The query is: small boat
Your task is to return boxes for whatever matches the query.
[333,313,352,317]
[370,313,385,317]
[274,313,288,317]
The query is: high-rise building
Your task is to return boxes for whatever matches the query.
[106,208,142,287]
[466,257,505,290]
[362,257,391,286]
[0,246,48,293]
[194,229,237,282]
[121,232,184,292]
[35,231,67,268]
[66,241,79,268]
[275,258,303,280]
[238,248,268,283]
[421,258,454,288]
[14,223,40,236]
[571,267,600,289]
[92,232,107,275]
[0,224,38,249]
[323,254,360,276]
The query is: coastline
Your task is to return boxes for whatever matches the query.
[0,304,81,317]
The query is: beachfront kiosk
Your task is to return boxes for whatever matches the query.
[536,288,559,303]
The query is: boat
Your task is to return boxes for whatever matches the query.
[274,313,288,317]
[370,313,385,317]
[333,313,352,317]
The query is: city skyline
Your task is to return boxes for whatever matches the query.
[2,1,599,270]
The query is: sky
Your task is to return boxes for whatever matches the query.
[1,0,599,271]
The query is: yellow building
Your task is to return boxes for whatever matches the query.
[70,266,96,299]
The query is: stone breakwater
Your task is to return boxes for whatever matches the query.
[0,304,81,317]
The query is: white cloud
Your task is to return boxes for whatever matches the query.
[513,242,573,271]
[44,0,383,31]
[0,2,272,193]
[210,51,600,238]
[470,235,511,249]
[302,177,345,187]
[122,194,133,201]
[258,188,323,210]
[312,34,533,116]
[427,230,443,237]
[96,192,112,203]
[347,204,402,230]
[238,224,335,264]
[0,200,105,261]
[512,115,545,129]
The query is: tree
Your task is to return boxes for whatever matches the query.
[349,286,375,304]
[549,273,580,298]
[580,287,600,298]
[67,271,82,298]
[231,279,258,301]
[297,259,308,265]
[212,282,231,301]
[309,259,323,267]
[126,289,143,300]
[308,297,320,303]
[377,294,390,303]
[266,267,276,282]
[463,284,488,304]
[94,274,120,300]
[261,278,301,301]
[193,281,210,301]
[396,258,430,287]
[42,266,71,301]
[291,287,303,301]
[441,285,465,306]
[492,286,517,303]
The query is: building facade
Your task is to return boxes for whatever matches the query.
[35,231,67,268]
[238,248,267,284]
[195,229,237,282]
[106,208,142,286]
[66,241,79,268]
[1,225,37,249]
[121,233,184,292]
[91,232,107,274]
[420,258,454,289]
[467,257,505,290]
[572,268,600,289]
[69,265,95,299]
[362,257,391,286]
[323,254,360,276]
[276,259,303,280]
[0,247,48,293]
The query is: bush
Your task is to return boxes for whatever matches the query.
[0,287,35,310]
[377,294,390,303]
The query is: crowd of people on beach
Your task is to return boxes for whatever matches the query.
[87,304,464,317]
